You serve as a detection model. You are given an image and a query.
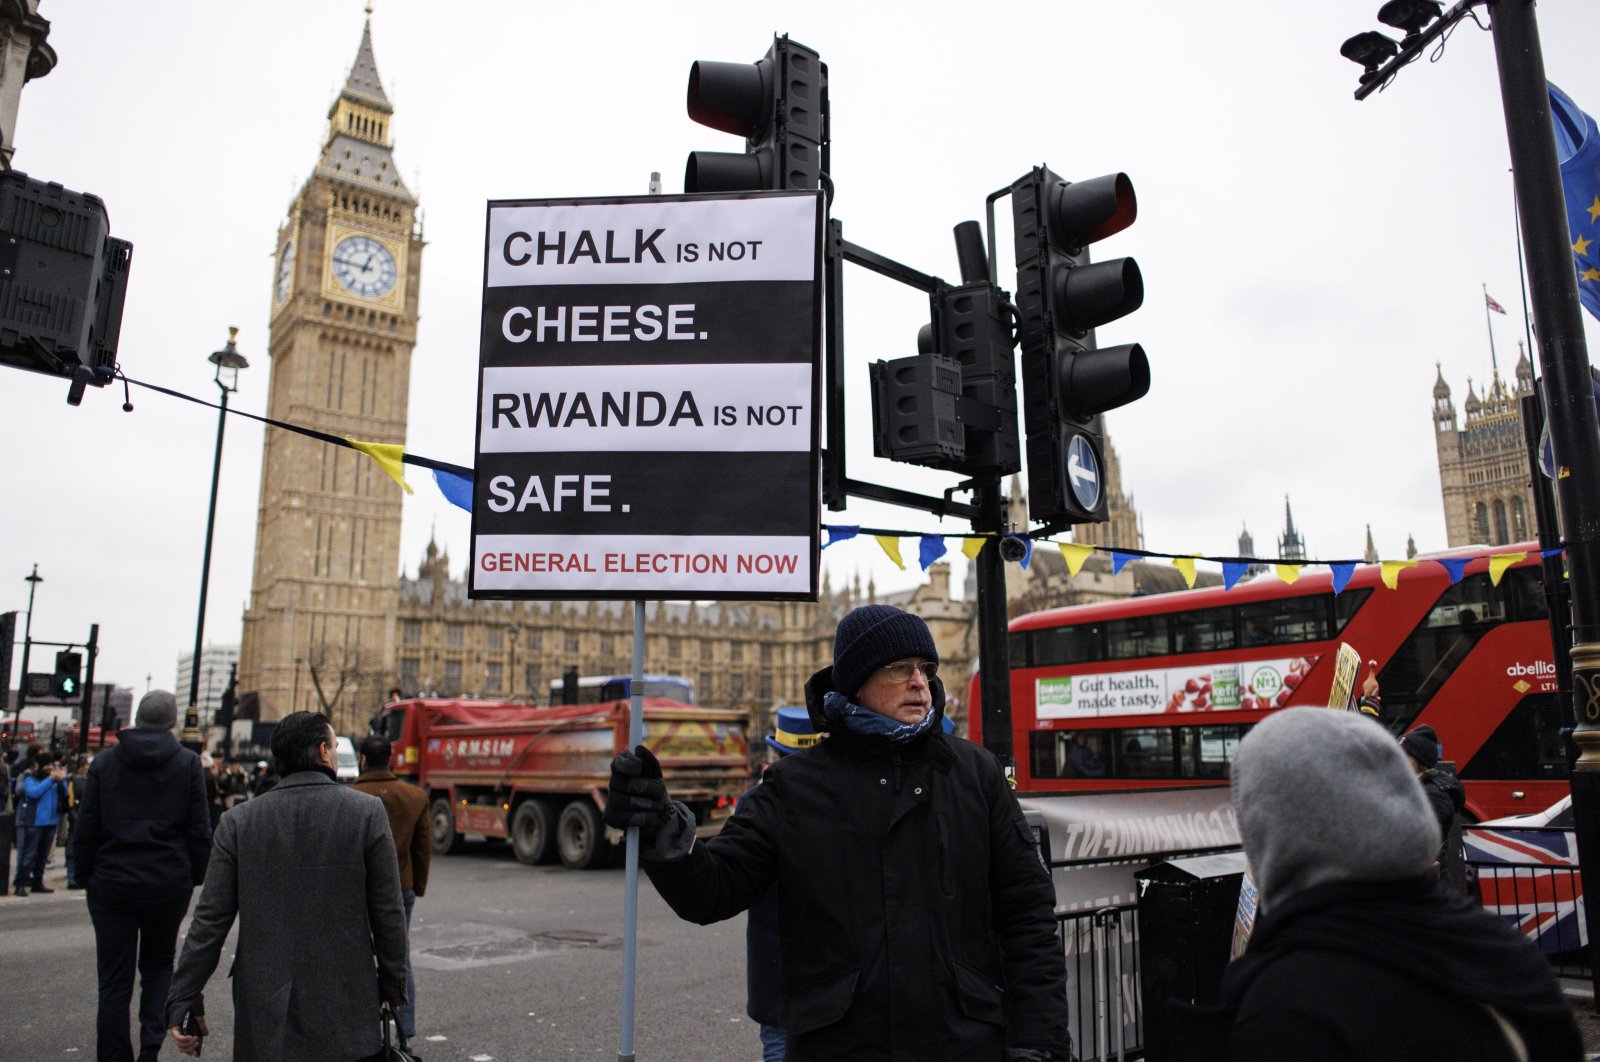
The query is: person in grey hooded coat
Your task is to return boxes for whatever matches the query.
[165,712,408,1061]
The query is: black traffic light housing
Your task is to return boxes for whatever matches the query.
[1011,166,1149,525]
[52,650,82,699]
[0,172,132,405]
[685,35,826,193]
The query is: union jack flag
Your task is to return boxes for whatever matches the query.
[1465,826,1583,954]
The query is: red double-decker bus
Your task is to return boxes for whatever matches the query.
[969,545,1568,821]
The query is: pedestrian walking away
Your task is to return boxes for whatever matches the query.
[73,689,212,1062]
[165,711,409,1061]
[352,733,431,1057]
[1170,707,1581,1062]
[608,603,1072,1061]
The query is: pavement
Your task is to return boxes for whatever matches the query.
[1572,983,1600,1060]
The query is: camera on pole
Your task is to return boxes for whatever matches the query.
[1010,166,1149,525]
[684,34,826,193]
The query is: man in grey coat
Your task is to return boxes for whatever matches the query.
[165,712,409,1061]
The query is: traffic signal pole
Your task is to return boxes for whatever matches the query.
[77,623,97,756]
[1488,0,1600,1002]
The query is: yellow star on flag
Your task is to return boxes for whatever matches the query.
[1583,267,1600,283]
[1576,234,1593,256]
[1589,195,1600,224]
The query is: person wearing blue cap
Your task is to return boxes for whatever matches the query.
[609,604,1071,1061]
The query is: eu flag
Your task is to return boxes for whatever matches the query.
[1549,83,1600,324]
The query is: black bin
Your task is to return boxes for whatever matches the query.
[1135,852,1247,1062]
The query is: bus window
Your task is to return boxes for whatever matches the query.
[1031,625,1102,668]
[1332,588,1371,632]
[1009,631,1031,668]
[1382,574,1503,729]
[1461,693,1570,782]
[1116,727,1174,779]
[1030,730,1109,780]
[1236,594,1332,646]
[1171,606,1236,655]
[1182,725,1248,780]
[1105,616,1169,660]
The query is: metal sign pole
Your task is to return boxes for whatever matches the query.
[618,598,646,1061]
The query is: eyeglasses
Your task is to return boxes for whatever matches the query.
[874,660,939,683]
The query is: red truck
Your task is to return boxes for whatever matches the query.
[371,697,751,869]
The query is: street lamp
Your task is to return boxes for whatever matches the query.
[185,328,248,748]
[11,564,41,733]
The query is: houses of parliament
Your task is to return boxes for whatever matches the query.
[234,21,1546,737]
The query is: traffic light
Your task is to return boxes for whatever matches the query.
[684,35,826,193]
[1011,166,1149,525]
[871,281,1021,475]
[52,650,82,699]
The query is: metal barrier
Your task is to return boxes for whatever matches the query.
[1467,840,1589,980]
[1058,904,1140,1061]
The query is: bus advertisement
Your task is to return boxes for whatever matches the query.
[971,544,1567,822]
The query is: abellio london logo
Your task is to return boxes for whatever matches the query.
[1505,660,1556,677]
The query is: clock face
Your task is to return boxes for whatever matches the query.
[331,234,398,298]
[275,242,295,303]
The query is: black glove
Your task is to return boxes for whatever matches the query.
[605,745,670,835]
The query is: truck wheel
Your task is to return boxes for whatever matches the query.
[510,799,556,865]
[430,797,464,855]
[557,800,609,869]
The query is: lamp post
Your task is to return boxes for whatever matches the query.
[11,565,41,733]
[185,328,248,749]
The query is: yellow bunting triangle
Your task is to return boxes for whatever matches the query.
[1380,559,1418,590]
[1173,556,1197,589]
[875,535,906,570]
[961,536,987,560]
[1058,542,1094,576]
[1488,551,1528,586]
[1274,564,1302,585]
[344,437,413,494]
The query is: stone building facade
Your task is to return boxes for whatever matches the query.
[1433,350,1538,547]
[238,19,422,722]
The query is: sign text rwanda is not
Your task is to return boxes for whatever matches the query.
[469,191,823,600]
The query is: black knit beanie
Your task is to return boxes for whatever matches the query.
[832,605,938,698]
[1400,724,1440,769]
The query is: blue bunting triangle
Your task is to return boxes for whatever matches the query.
[1005,534,1033,570]
[822,525,859,549]
[1438,557,1470,585]
[433,469,473,513]
[919,535,947,571]
[1111,551,1136,575]
[1329,562,1356,595]
[1542,548,1564,559]
[1222,561,1250,590]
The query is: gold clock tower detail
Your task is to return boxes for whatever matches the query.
[238,15,422,725]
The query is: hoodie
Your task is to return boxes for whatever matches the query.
[72,727,212,900]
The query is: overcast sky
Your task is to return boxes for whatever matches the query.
[6,0,1600,695]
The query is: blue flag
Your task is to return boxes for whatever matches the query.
[918,535,947,570]
[1437,557,1470,585]
[1222,561,1250,590]
[822,525,860,549]
[433,469,473,512]
[1329,562,1356,596]
[1550,83,1600,324]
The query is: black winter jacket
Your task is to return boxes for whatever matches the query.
[646,667,1071,1062]
[72,728,211,901]
[1170,876,1581,1062]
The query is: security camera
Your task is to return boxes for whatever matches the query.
[998,535,1029,563]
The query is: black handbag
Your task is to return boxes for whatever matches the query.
[367,1014,419,1062]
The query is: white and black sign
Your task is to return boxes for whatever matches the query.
[1066,433,1101,513]
[470,191,823,599]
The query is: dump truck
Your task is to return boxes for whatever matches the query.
[371,696,750,869]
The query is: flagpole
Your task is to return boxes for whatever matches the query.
[1482,282,1500,375]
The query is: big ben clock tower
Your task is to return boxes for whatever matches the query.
[238,13,422,725]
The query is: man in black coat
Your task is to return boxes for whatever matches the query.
[609,605,1072,1061]
[73,690,212,1062]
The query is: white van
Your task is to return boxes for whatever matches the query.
[335,735,359,782]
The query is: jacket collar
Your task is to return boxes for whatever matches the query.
[355,768,397,784]
[273,768,337,790]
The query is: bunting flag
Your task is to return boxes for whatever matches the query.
[1275,564,1302,586]
[345,436,413,494]
[1439,557,1470,585]
[1380,559,1418,590]
[1059,542,1094,577]
[1542,547,1565,558]
[1329,563,1356,595]
[1111,551,1136,575]
[1489,551,1528,586]
[1006,534,1033,570]
[961,536,988,560]
[919,535,947,571]
[822,525,859,549]
[1222,561,1250,590]
[875,535,906,570]
[1172,556,1197,589]
[434,468,473,513]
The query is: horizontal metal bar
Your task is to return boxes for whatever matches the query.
[841,239,943,293]
[842,477,977,520]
